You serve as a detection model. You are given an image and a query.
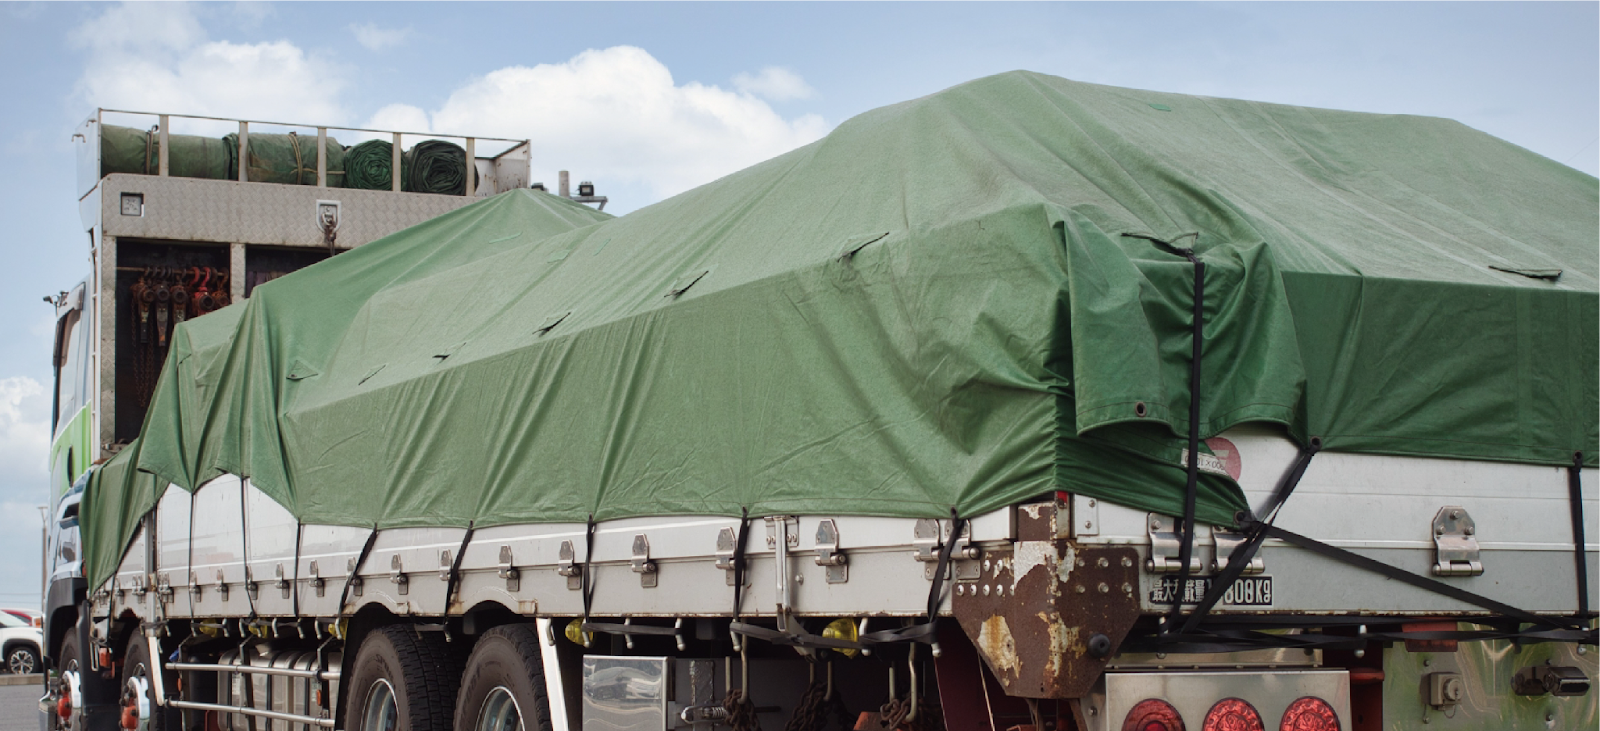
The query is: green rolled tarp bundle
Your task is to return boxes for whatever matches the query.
[100,125,231,181]
[402,139,477,195]
[223,131,346,186]
[343,139,395,191]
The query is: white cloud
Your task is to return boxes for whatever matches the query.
[0,377,48,484]
[71,3,348,132]
[351,22,412,52]
[382,46,828,202]
[733,67,816,102]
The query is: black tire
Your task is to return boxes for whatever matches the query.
[454,624,553,731]
[120,634,176,731]
[53,633,78,731]
[342,625,462,731]
[6,643,38,674]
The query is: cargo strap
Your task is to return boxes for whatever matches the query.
[336,528,379,618]
[1174,440,1320,636]
[580,515,597,627]
[1568,452,1590,619]
[732,509,750,621]
[440,523,475,626]
[1124,232,1207,632]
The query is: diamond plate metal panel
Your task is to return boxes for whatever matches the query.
[99,174,477,249]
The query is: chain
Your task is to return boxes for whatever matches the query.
[875,696,943,731]
[724,689,763,731]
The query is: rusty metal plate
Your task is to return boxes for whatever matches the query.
[953,541,1140,699]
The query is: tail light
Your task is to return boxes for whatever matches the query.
[31,617,41,628]
[1279,697,1340,731]
[1203,698,1263,731]
[1123,699,1186,731]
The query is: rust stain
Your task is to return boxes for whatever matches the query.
[978,614,1019,678]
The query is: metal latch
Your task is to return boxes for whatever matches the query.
[1431,507,1483,577]
[189,572,203,600]
[714,527,741,586]
[1145,514,1202,574]
[347,557,363,597]
[390,555,408,595]
[216,569,229,601]
[557,540,582,590]
[632,534,658,588]
[275,563,292,598]
[765,516,799,548]
[497,546,520,592]
[308,561,325,597]
[1211,527,1264,574]
[155,574,174,603]
[814,519,848,584]
[913,518,980,579]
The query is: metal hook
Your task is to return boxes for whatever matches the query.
[905,642,919,723]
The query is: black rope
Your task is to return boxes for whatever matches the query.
[1176,440,1320,636]
[441,522,475,625]
[336,528,379,619]
[291,521,303,618]
[580,515,597,624]
[239,480,258,622]
[928,509,966,622]
[1568,452,1590,618]
[732,508,750,621]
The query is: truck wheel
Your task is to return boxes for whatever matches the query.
[7,644,38,674]
[120,635,176,731]
[343,625,461,731]
[453,625,553,731]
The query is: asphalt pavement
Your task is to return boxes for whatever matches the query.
[0,681,42,731]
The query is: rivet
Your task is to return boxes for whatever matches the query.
[982,585,990,596]
[1084,521,1093,529]
[983,559,992,572]
[956,585,964,596]
[1121,557,1133,568]
[1122,583,1133,594]
[1076,558,1086,567]
[1087,499,1096,507]
[1097,557,1109,568]
[1075,585,1086,594]
[1098,582,1109,594]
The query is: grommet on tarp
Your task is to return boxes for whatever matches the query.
[1134,401,1148,417]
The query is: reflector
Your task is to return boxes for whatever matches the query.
[1203,698,1263,731]
[1122,698,1185,731]
[1280,697,1340,731]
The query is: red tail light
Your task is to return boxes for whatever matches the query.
[31,617,41,628]
[1203,698,1263,731]
[1279,697,1340,731]
[1123,699,1186,731]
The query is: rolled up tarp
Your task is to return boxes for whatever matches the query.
[100,125,230,181]
[224,132,346,186]
[402,139,477,195]
[342,139,394,191]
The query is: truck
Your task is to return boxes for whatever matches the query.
[41,71,1597,731]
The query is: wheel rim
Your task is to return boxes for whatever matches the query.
[475,686,523,731]
[361,678,399,731]
[10,649,33,674]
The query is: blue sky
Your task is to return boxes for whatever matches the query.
[0,1,1594,607]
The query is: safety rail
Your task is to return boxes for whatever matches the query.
[165,660,341,681]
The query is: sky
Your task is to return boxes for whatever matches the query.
[0,1,1594,609]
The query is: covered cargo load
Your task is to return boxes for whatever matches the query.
[86,71,1598,590]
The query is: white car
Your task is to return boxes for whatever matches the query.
[0,610,42,674]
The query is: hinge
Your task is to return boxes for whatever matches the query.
[216,569,229,601]
[631,534,658,588]
[913,518,981,580]
[1432,506,1483,577]
[130,574,148,597]
[557,540,582,590]
[275,563,291,598]
[439,550,452,582]
[497,546,520,592]
[1211,527,1264,574]
[765,517,799,548]
[245,566,259,601]
[390,555,408,595]
[308,561,325,597]
[714,527,744,586]
[188,571,202,600]
[814,519,848,584]
[1145,513,1202,574]
[155,574,174,603]
[347,557,363,597]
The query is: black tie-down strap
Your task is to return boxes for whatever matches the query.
[1567,452,1590,619]
[730,512,965,653]
[336,528,380,618]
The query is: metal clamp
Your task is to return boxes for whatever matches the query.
[1211,527,1264,574]
[814,519,848,584]
[275,563,292,598]
[308,561,325,597]
[389,555,408,595]
[346,557,363,597]
[557,540,582,590]
[632,534,658,588]
[215,570,229,601]
[1145,513,1203,574]
[439,550,453,582]
[497,546,520,592]
[913,518,980,579]
[155,574,174,603]
[715,527,741,586]
[1432,507,1483,576]
[189,572,203,600]
[765,516,799,548]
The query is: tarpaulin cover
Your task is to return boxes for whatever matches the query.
[100,124,231,181]
[403,140,475,195]
[85,72,1598,590]
[224,131,347,186]
[343,140,395,191]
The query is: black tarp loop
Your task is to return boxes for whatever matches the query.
[928,509,966,622]
[732,508,750,621]
[581,515,597,623]
[291,521,304,619]
[336,527,379,619]
[441,522,475,626]
[1175,441,1320,637]
[1569,452,1590,619]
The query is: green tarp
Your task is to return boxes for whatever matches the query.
[85,72,1598,590]
[224,132,347,186]
[100,125,231,181]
